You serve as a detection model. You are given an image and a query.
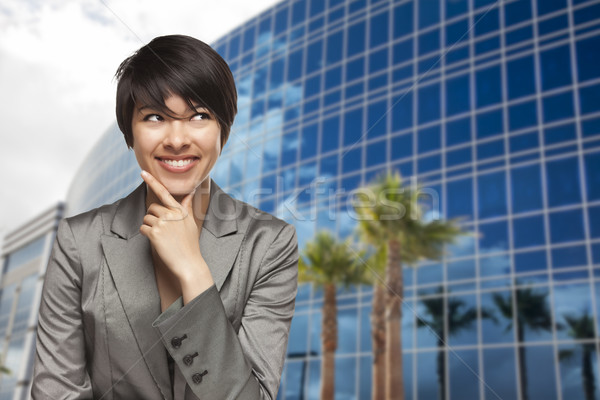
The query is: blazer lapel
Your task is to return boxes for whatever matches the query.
[200,181,244,291]
[100,183,172,400]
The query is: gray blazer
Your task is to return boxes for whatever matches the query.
[32,181,298,399]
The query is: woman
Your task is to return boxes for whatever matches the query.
[32,35,298,400]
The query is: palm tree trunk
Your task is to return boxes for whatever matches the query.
[321,283,337,400]
[436,337,446,400]
[385,238,404,399]
[517,323,528,400]
[372,282,386,400]
[582,347,595,400]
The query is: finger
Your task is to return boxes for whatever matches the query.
[146,203,167,218]
[142,213,160,227]
[141,170,180,208]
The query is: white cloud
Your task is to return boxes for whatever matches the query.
[0,0,281,246]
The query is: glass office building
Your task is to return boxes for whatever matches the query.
[0,204,63,400]
[5,0,600,399]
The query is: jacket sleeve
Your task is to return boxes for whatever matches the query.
[31,219,93,399]
[152,223,299,400]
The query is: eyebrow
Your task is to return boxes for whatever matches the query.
[137,104,207,112]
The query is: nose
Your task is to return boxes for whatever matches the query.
[163,120,190,151]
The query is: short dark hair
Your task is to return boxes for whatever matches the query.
[115,34,237,148]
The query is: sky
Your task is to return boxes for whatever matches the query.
[0,0,282,243]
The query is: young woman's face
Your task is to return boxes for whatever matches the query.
[131,94,221,198]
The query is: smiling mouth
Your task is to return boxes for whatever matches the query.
[156,157,199,168]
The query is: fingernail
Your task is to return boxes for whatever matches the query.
[141,170,148,177]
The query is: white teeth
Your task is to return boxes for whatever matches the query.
[162,159,193,167]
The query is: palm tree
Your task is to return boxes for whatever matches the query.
[493,286,552,400]
[558,312,596,400]
[417,287,494,400]
[354,171,464,399]
[298,231,367,400]
[362,246,387,400]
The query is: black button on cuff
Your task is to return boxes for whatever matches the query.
[171,334,188,349]
[192,370,208,384]
[183,352,199,366]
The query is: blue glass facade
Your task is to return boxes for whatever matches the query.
[207,0,600,398]
[57,0,600,399]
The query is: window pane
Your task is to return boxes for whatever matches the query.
[509,100,537,131]
[446,117,471,146]
[513,215,545,248]
[417,352,440,398]
[478,171,507,219]
[505,0,532,26]
[479,220,509,253]
[287,49,304,82]
[483,348,518,399]
[321,115,340,153]
[306,39,323,74]
[347,21,366,57]
[480,254,511,278]
[370,11,389,48]
[482,291,515,344]
[476,65,502,107]
[446,74,470,116]
[543,91,575,123]
[540,45,572,91]
[585,152,600,201]
[579,83,600,115]
[419,29,440,55]
[287,314,308,355]
[391,132,413,160]
[449,350,480,400]
[343,108,363,145]
[524,346,558,398]
[366,140,386,167]
[446,178,474,220]
[511,164,543,213]
[577,36,600,82]
[418,125,440,153]
[552,245,588,269]
[391,91,412,132]
[419,0,439,28]
[507,55,535,99]
[393,2,414,38]
[549,208,585,243]
[546,157,581,207]
[418,83,441,123]
[515,250,547,273]
[448,294,478,346]
[326,30,343,64]
[476,109,503,139]
[367,100,388,139]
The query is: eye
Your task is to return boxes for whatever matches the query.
[191,112,211,121]
[143,114,163,122]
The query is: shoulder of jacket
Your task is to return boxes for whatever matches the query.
[63,197,123,236]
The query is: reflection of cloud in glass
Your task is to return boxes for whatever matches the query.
[262,134,281,172]
[447,234,475,257]
[479,253,511,278]
[284,83,302,106]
